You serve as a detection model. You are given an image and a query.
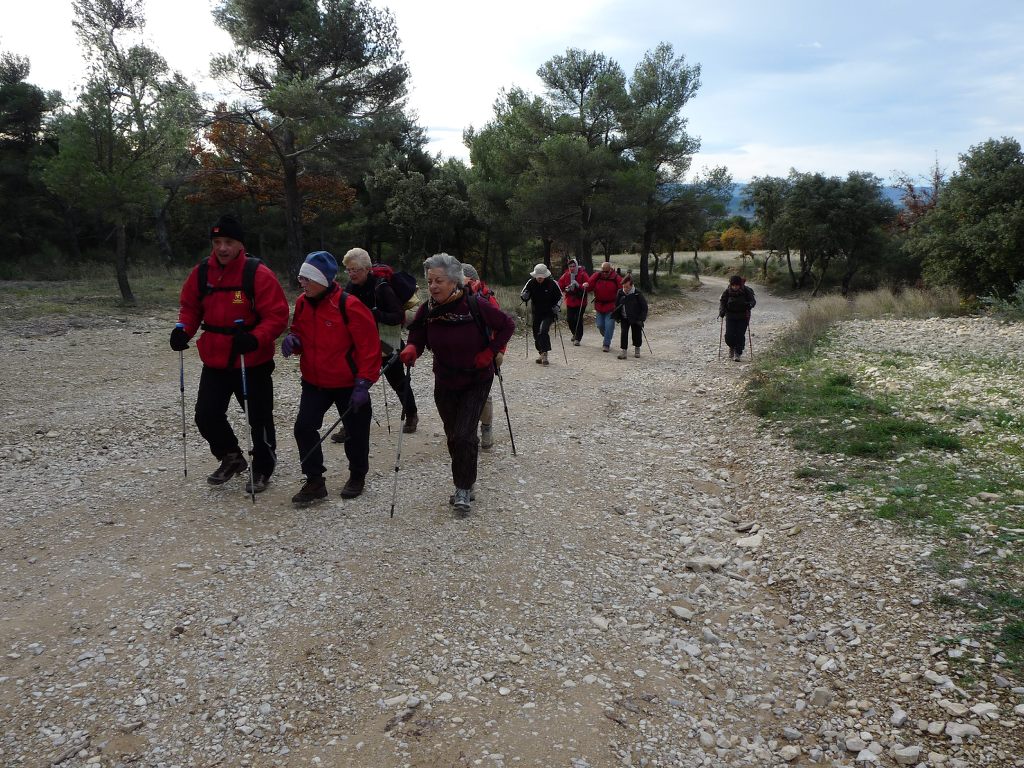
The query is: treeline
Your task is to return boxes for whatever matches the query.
[1,0,1021,302]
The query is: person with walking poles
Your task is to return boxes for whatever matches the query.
[583,261,622,352]
[338,247,419,440]
[281,251,382,505]
[719,274,757,362]
[520,263,562,366]
[614,273,648,359]
[400,253,515,516]
[557,258,590,346]
[169,214,288,493]
[462,263,506,450]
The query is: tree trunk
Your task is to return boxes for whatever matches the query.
[692,248,701,283]
[481,228,491,280]
[785,248,797,289]
[542,237,553,268]
[114,217,135,303]
[669,250,675,275]
[281,131,304,275]
[154,198,175,267]
[639,225,654,291]
[501,242,511,283]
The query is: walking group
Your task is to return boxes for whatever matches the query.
[520,259,649,362]
[170,215,514,517]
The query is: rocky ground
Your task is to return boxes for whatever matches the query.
[0,276,1021,767]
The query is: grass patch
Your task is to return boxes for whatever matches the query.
[749,286,1024,672]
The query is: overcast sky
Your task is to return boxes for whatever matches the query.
[4,0,1023,182]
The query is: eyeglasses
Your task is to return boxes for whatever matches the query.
[346,266,366,274]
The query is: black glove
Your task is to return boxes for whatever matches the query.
[170,326,190,351]
[231,332,259,356]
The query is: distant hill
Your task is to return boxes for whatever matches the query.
[727,183,911,220]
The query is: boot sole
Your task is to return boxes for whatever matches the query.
[292,495,327,506]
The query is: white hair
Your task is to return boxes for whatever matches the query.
[423,253,464,286]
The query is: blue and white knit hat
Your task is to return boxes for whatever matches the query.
[299,251,339,287]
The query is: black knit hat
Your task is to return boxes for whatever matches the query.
[210,214,245,244]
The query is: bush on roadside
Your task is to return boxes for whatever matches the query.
[980,280,1024,321]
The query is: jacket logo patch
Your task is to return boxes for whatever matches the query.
[233,291,244,303]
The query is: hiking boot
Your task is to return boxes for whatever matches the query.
[634,347,641,358]
[541,351,549,366]
[573,338,580,346]
[733,351,743,362]
[207,452,247,485]
[292,476,327,506]
[339,472,366,499]
[245,473,270,494]
[480,424,494,450]
[448,486,476,504]
[535,354,544,364]
[402,413,419,434]
[602,345,610,353]
[617,349,628,359]
[451,487,473,516]
[727,349,734,360]
[330,426,348,444]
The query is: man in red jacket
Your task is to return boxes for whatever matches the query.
[281,251,382,504]
[584,261,623,352]
[556,258,589,345]
[170,215,289,493]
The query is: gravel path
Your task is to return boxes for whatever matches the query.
[0,277,1021,767]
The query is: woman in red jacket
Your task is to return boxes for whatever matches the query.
[556,258,589,345]
[169,215,288,493]
[280,251,382,504]
[584,261,622,352]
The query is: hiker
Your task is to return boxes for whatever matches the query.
[583,261,622,352]
[463,263,505,450]
[282,251,381,504]
[719,275,757,361]
[169,214,288,493]
[557,258,590,345]
[519,263,562,365]
[400,253,515,516]
[339,247,418,439]
[614,273,648,359]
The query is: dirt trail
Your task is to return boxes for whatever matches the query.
[1,278,1020,768]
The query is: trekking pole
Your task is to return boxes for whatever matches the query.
[176,323,188,477]
[381,378,391,434]
[642,326,654,357]
[525,303,531,360]
[718,317,724,361]
[573,301,585,342]
[234,319,256,505]
[493,362,518,456]
[389,365,412,518]
[747,324,754,361]
[554,315,568,364]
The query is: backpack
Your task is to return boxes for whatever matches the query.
[371,264,420,312]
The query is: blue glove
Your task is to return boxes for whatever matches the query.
[281,333,301,357]
[350,378,371,411]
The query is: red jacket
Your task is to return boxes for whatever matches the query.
[557,267,590,308]
[177,250,288,369]
[587,270,622,313]
[290,284,381,388]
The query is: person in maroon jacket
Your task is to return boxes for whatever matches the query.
[169,215,288,492]
[400,253,515,516]
[280,251,382,504]
[582,261,623,352]
[556,258,590,345]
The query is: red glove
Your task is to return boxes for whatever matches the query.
[399,344,418,366]
[474,348,495,369]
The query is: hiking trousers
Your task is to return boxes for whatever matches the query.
[619,321,643,349]
[531,312,554,353]
[294,380,372,479]
[724,316,749,354]
[434,378,492,490]
[566,304,586,341]
[196,361,277,478]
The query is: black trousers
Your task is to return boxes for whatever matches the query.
[566,305,585,341]
[619,322,643,349]
[531,312,554,353]
[382,351,416,416]
[294,380,372,479]
[196,361,277,477]
[434,378,492,490]
[724,316,749,353]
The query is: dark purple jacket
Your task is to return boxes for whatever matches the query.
[407,291,515,389]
